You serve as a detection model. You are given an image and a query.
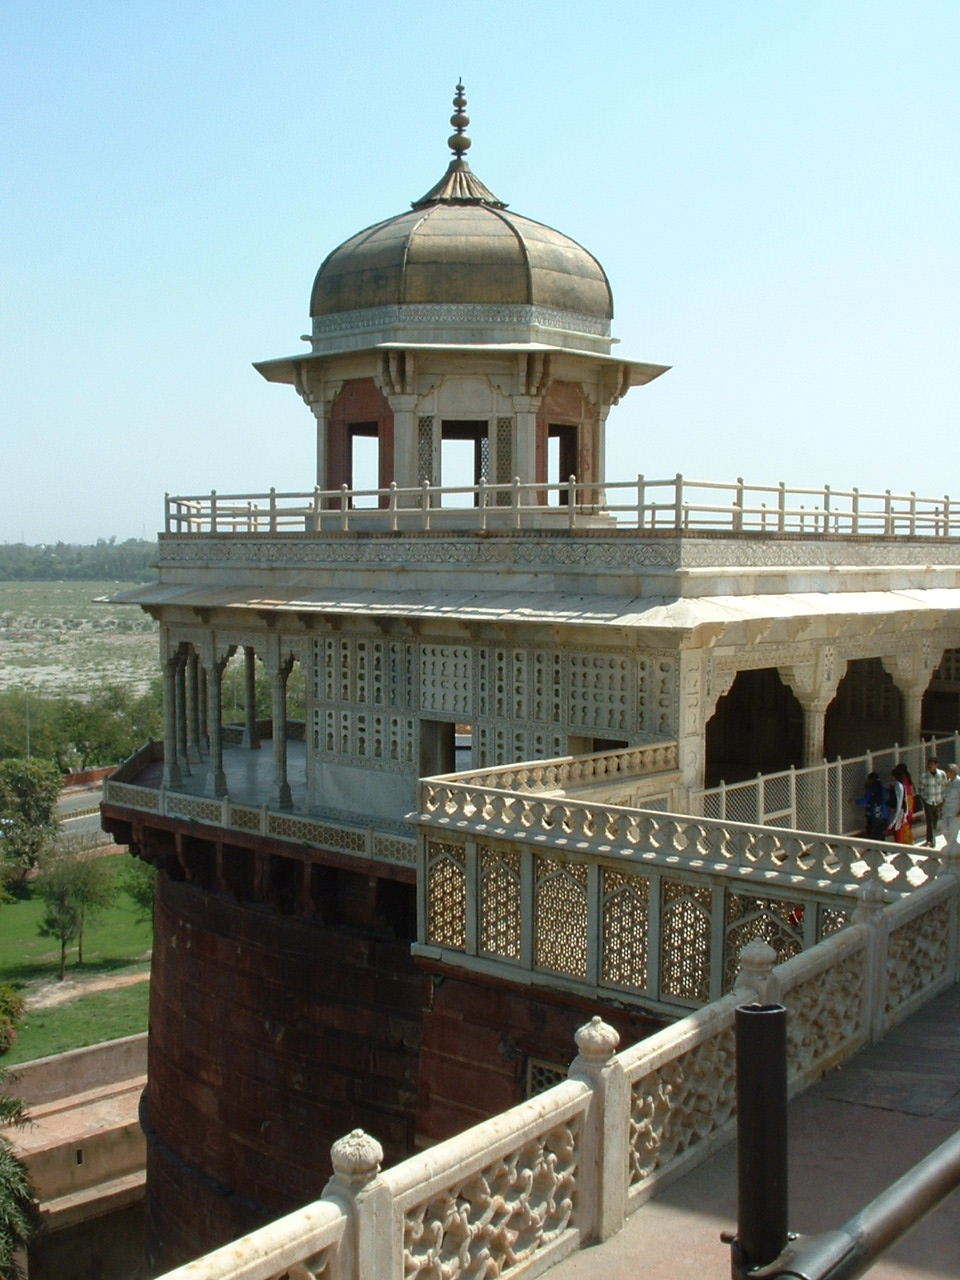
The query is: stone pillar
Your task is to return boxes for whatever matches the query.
[186,649,202,760]
[901,683,925,745]
[241,646,260,749]
[198,664,208,748]
[798,697,829,767]
[204,659,228,798]
[568,1015,626,1242]
[174,652,191,776]
[386,393,419,495]
[270,661,292,810]
[513,396,540,487]
[161,655,182,789]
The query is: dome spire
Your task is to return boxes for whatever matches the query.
[412,81,507,209]
[448,80,471,158]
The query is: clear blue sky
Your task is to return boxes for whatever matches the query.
[2,1,957,544]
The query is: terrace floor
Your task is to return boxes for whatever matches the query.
[548,981,960,1279]
[134,738,309,811]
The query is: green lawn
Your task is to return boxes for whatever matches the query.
[4,982,150,1064]
[0,854,152,1063]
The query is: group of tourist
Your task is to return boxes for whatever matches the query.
[861,756,960,849]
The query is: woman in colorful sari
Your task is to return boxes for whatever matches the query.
[887,763,915,844]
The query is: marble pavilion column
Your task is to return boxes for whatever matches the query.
[203,656,228,798]
[186,649,202,761]
[269,657,293,810]
[161,653,182,789]
[241,646,261,749]
[174,652,191,776]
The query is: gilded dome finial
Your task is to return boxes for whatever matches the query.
[448,80,471,158]
[411,81,506,209]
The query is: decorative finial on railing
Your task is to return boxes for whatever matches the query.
[733,939,780,1004]
[448,80,471,158]
[574,1015,620,1062]
[330,1129,383,1188]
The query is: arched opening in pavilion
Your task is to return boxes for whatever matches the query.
[824,657,903,759]
[922,649,960,737]
[704,668,804,786]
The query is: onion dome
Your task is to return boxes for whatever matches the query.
[307,84,614,356]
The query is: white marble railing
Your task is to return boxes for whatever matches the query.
[102,778,416,868]
[163,474,960,537]
[441,741,678,795]
[413,782,941,1012]
[154,872,960,1280]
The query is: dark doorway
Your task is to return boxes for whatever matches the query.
[705,668,804,786]
[824,657,904,757]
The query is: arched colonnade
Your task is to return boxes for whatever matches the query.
[705,651,949,787]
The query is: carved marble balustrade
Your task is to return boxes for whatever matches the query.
[153,871,960,1280]
[413,778,942,1015]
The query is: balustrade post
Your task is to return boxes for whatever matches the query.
[636,473,645,529]
[719,778,727,821]
[388,481,398,532]
[788,765,797,830]
[944,495,951,537]
[568,1016,627,1243]
[673,472,683,529]
[512,476,521,528]
[909,490,917,534]
[340,484,349,532]
[477,477,487,530]
[734,476,744,531]
[269,486,277,532]
[164,492,171,533]
[884,489,894,535]
[322,1130,393,1280]
[777,481,786,533]
[823,483,831,534]
[732,939,780,1005]
[852,485,860,533]
[421,479,432,529]
[852,879,889,1042]
[567,474,577,528]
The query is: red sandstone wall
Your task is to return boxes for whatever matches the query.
[415,967,662,1147]
[145,872,425,1270]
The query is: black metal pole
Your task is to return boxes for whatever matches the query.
[734,1002,788,1274]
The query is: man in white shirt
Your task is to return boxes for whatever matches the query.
[940,763,960,854]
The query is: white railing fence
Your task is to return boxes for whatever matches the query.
[154,868,960,1280]
[163,475,960,537]
[692,733,960,834]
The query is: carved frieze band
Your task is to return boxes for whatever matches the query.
[311,302,611,339]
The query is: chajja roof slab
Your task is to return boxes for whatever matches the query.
[106,584,960,640]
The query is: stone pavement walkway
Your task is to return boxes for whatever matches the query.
[548,983,960,1280]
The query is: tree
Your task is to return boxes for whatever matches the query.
[36,854,113,976]
[0,1068,39,1277]
[118,856,157,926]
[0,760,61,888]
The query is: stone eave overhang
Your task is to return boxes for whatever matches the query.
[254,345,669,388]
[103,583,960,644]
